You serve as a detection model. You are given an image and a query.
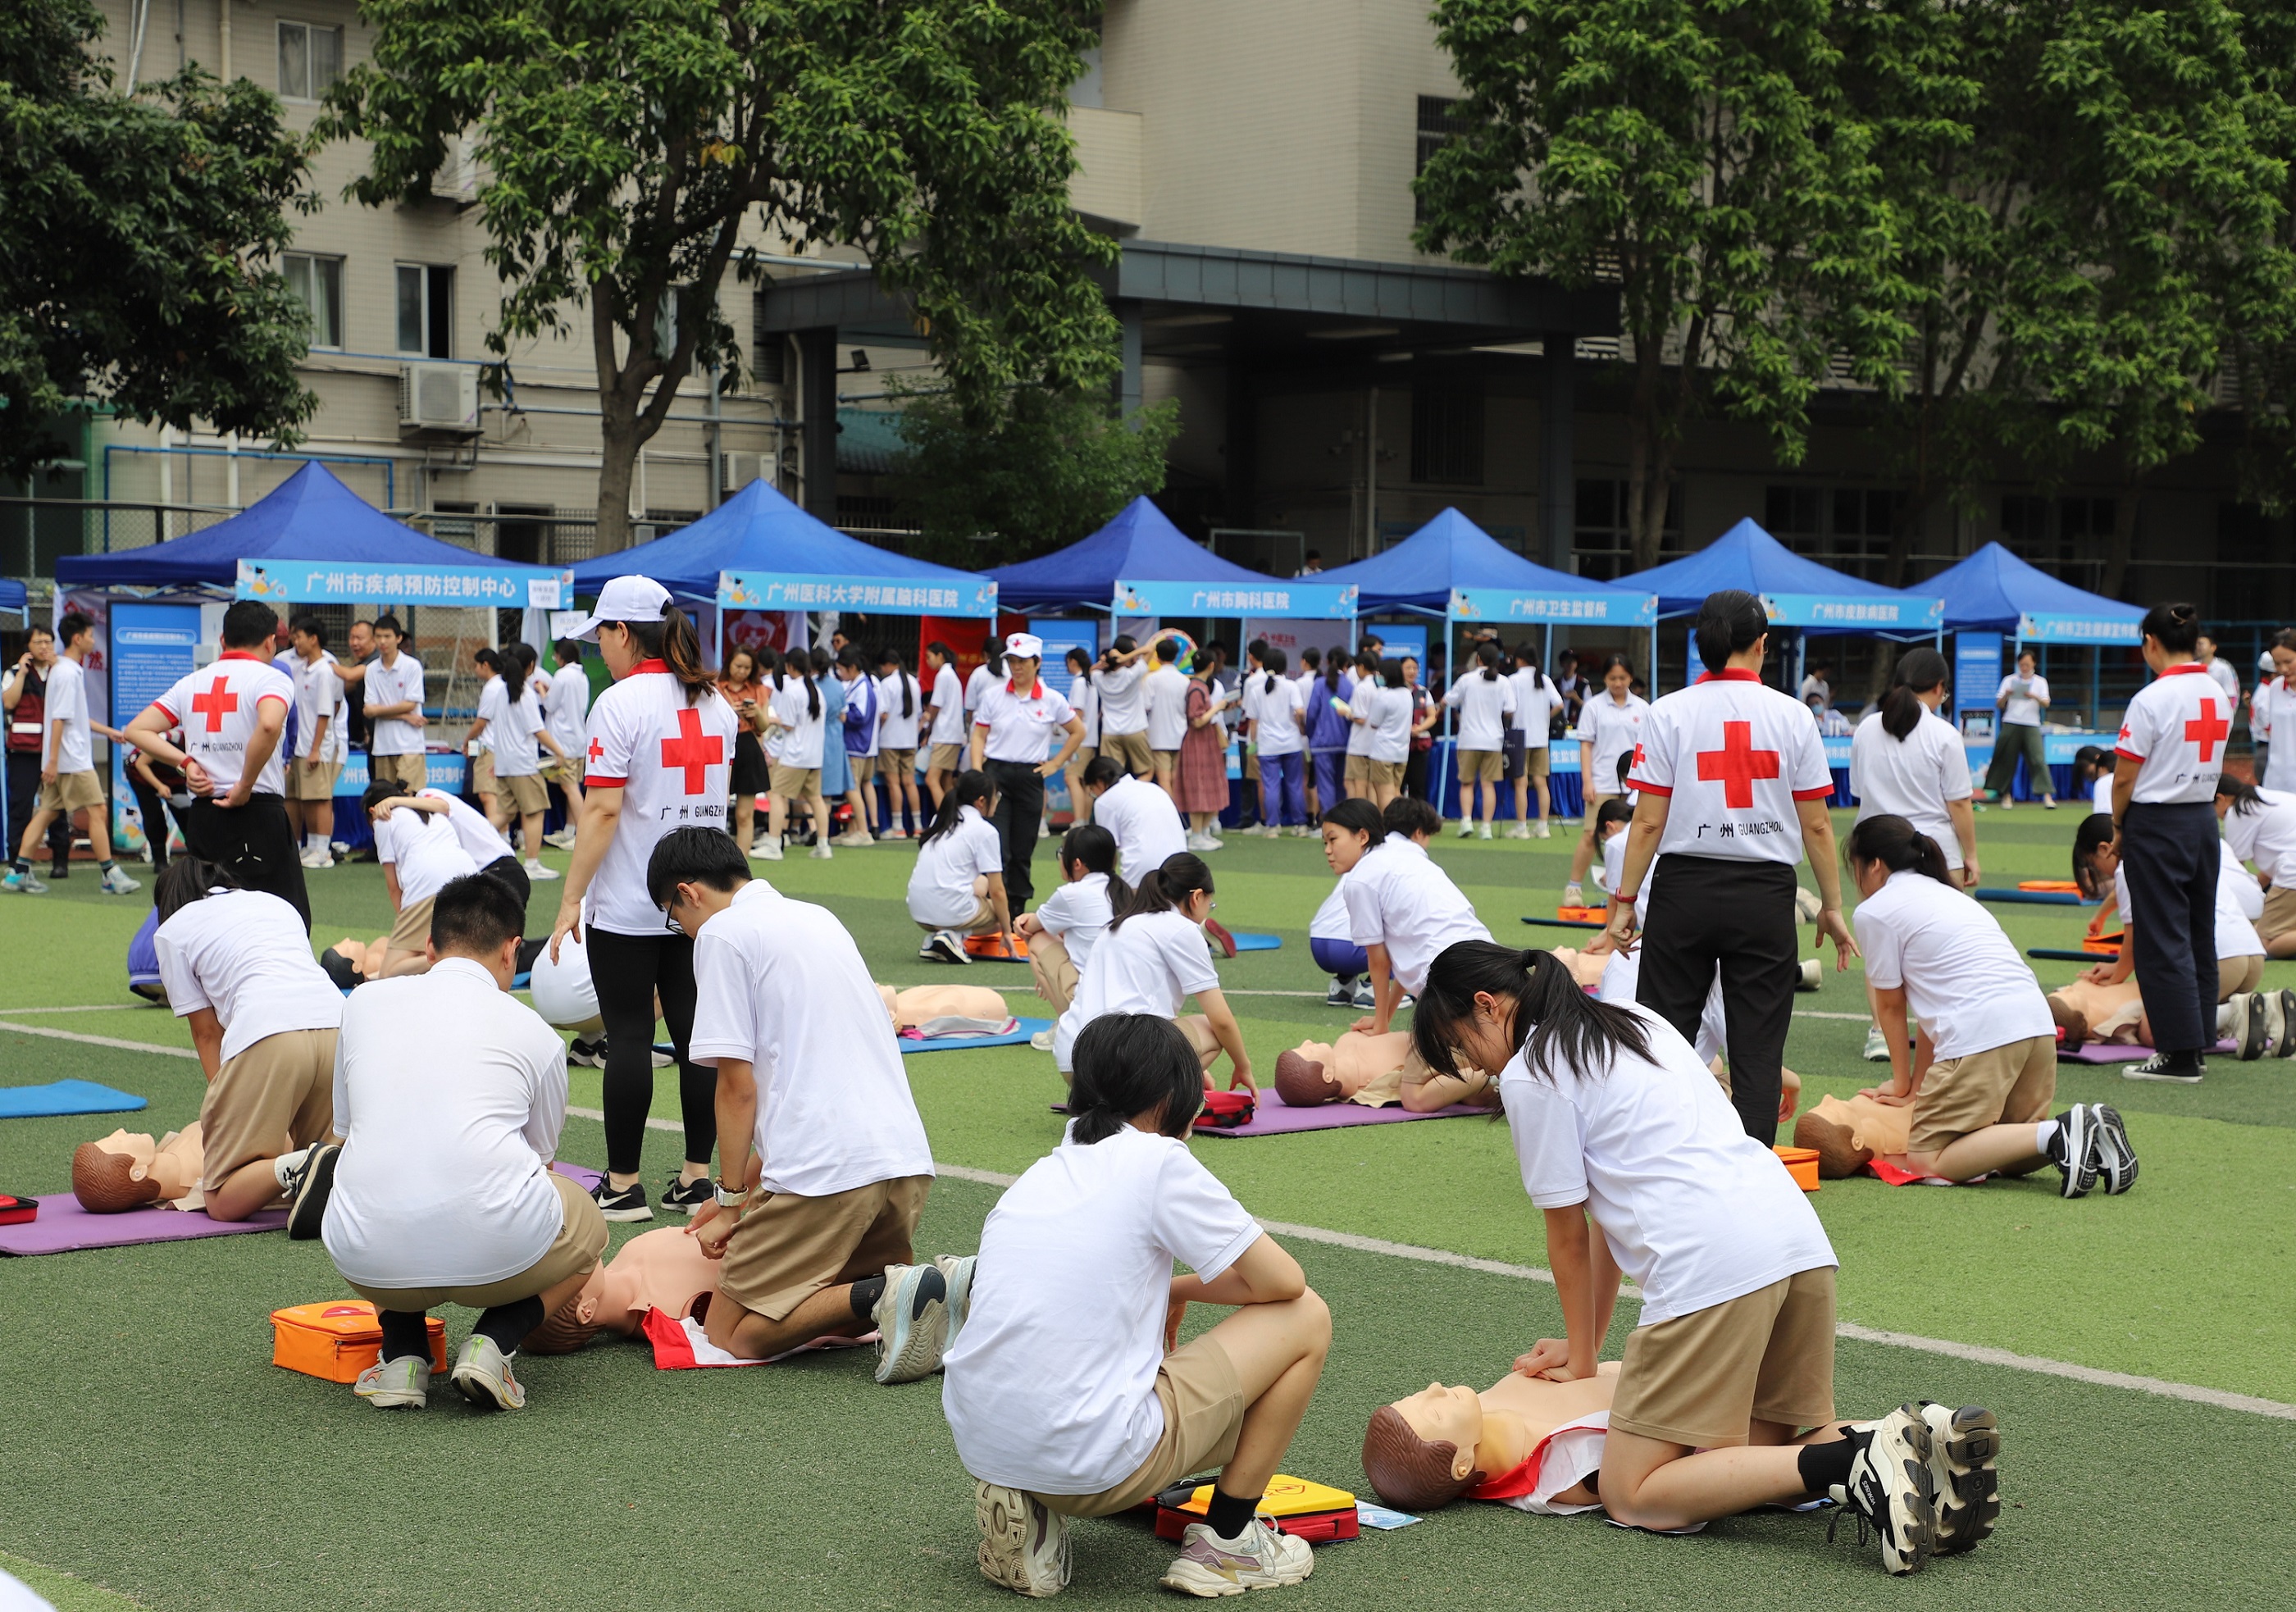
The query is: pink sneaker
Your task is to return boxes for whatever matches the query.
[1157,1518,1313,1597]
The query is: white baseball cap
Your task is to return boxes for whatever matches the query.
[566,574,673,640]
[1004,631,1045,661]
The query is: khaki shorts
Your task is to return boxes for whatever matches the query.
[1039,1332,1246,1517]
[1612,1267,1838,1447]
[540,754,580,787]
[881,747,917,776]
[287,758,342,801]
[1028,927,1079,1018]
[851,754,877,786]
[1100,730,1153,776]
[471,751,498,796]
[1907,1034,2057,1158]
[1069,745,1098,772]
[500,772,549,816]
[1357,758,1404,792]
[2262,883,2296,942]
[1458,749,1504,784]
[928,742,963,773]
[387,893,435,959]
[718,1173,931,1320]
[37,769,103,814]
[347,1173,607,1312]
[769,763,820,798]
[368,753,428,790]
[1344,754,1372,789]
[1524,745,1551,778]
[199,1027,339,1195]
[917,896,998,936]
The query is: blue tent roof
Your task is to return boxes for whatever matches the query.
[985,497,1282,611]
[1624,518,1941,623]
[570,476,984,601]
[0,579,25,616]
[54,462,503,589]
[1316,508,1652,615]
[1921,541,2143,635]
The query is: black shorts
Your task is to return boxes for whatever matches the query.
[1503,731,1528,781]
[730,730,770,796]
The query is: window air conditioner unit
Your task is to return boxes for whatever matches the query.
[722,450,776,493]
[399,362,480,433]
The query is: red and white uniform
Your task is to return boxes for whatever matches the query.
[2115,663,2233,804]
[149,651,294,799]
[974,677,1075,765]
[1626,669,1833,865]
[580,660,740,936]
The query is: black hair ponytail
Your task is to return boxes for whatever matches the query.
[1114,851,1213,931]
[784,664,821,721]
[2139,602,2202,655]
[2217,772,2266,817]
[1880,647,1949,741]
[1844,813,1957,890]
[1057,822,1129,906]
[1068,647,1095,688]
[921,769,995,847]
[623,601,714,704]
[1068,1014,1204,1144]
[1323,651,1346,692]
[2071,811,2116,899]
[1320,796,1385,846]
[155,855,240,924]
[1411,942,1654,1085]
[1476,641,1502,681]
[1260,645,1287,695]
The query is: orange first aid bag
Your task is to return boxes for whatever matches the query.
[1153,1475,1360,1543]
[271,1300,448,1382]
[1773,1146,1821,1192]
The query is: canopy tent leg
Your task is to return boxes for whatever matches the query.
[2090,645,2101,731]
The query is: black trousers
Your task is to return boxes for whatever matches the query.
[585,926,713,1176]
[127,770,174,876]
[6,751,72,866]
[182,795,309,931]
[2121,800,2219,1055]
[986,759,1046,910]
[1636,854,1798,1141]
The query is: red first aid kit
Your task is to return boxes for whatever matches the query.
[0,1194,36,1225]
[1192,1090,1255,1132]
[1150,1475,1360,1543]
[271,1301,449,1382]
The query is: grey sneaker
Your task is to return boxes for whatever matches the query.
[100,865,142,895]
[2227,993,2268,1060]
[935,1254,977,1354]
[2,869,48,895]
[927,930,971,965]
[2044,1105,2098,1198]
[1833,1405,1938,1575]
[1916,1403,2001,1555]
[2090,1103,2138,1195]
[449,1333,527,1410]
[1159,1517,1314,1597]
[1862,1023,1893,1062]
[975,1481,1070,1597]
[353,1353,431,1409]
[872,1262,950,1384]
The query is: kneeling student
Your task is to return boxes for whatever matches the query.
[1411,941,2002,1574]
[321,873,608,1411]
[1016,823,1120,1042]
[149,858,342,1225]
[944,1014,1332,1599]
[366,781,482,977]
[659,829,950,1376]
[909,770,1013,964]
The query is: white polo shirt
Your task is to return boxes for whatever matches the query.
[1089,772,1187,881]
[964,663,996,722]
[908,805,1004,926]
[1246,674,1305,757]
[581,664,738,936]
[974,676,1075,765]
[472,676,509,758]
[2115,663,2233,804]
[688,882,934,1198]
[293,653,348,764]
[1144,665,1190,750]
[493,685,545,777]
[1053,908,1221,1072]
[770,675,826,768]
[374,805,481,906]
[2205,657,2240,708]
[544,660,590,758]
[877,671,924,751]
[1341,836,1492,995]
[1069,676,1100,747]
[2222,787,2296,887]
[1997,673,2050,726]
[1627,670,1834,865]
[2113,863,2262,961]
[1097,660,1148,736]
[412,786,515,867]
[1364,685,1414,763]
[323,958,572,1289]
[1310,879,1354,944]
[153,889,344,1061]
[2253,676,2296,792]
[363,652,427,756]
[1852,870,2052,1059]
[926,663,966,746]
[1034,871,1114,974]
[150,652,294,798]
[37,653,92,774]
[1574,691,1651,795]
[1509,668,1563,747]
[1444,671,1518,752]
[1848,707,1971,869]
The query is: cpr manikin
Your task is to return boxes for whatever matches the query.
[874,981,1014,1035]
[525,1226,722,1352]
[1272,1029,1486,1109]
[71,1125,212,1212]
[1792,1093,1914,1179]
[1362,1364,1622,1515]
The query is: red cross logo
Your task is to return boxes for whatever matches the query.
[1695,720,1780,808]
[2184,699,2230,763]
[190,675,238,734]
[1631,742,1646,772]
[587,737,604,765]
[660,707,724,794]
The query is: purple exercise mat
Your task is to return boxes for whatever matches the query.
[0,1201,285,1257]
[2061,1037,2234,1063]
[554,1162,604,1190]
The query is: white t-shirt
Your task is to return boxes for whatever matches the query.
[1341,836,1492,996]
[1144,665,1190,749]
[37,653,92,774]
[770,676,826,768]
[1574,691,1651,795]
[472,676,510,758]
[150,653,294,797]
[1310,879,1354,944]
[1598,830,1627,898]
[1246,675,1305,757]
[374,805,481,906]
[493,686,546,777]
[1444,672,1517,752]
[965,663,997,720]
[293,652,348,764]
[942,1123,1261,1494]
[1508,668,1563,746]
[1997,673,2050,726]
[688,883,935,1197]
[2253,677,2296,793]
[415,786,514,866]
[876,671,924,751]
[908,805,1004,926]
[154,889,344,1061]
[2221,786,2296,888]
[363,653,427,756]
[1848,708,1971,870]
[2112,863,2263,961]
[2090,773,2113,815]
[1343,676,1374,756]
[2221,838,2264,923]
[1096,660,1148,735]
[323,958,571,1289]
[2116,664,2233,804]
[926,664,966,746]
[2205,657,2240,708]
[1035,872,1114,975]
[1499,1004,1836,1326]
[1853,871,2053,1059]
[1090,772,1187,882]
[544,660,590,758]
[1069,676,1101,747]
[1364,684,1414,763]
[580,667,738,936]
[975,677,1076,765]
[1628,671,1834,865]
[1054,908,1220,1072]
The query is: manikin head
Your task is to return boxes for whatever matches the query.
[1273,1040,1339,1105]
[1362,1387,1486,1510]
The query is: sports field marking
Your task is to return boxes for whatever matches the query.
[0,1004,171,1015]
[0,1021,198,1058]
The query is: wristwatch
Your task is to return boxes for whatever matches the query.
[712,1181,747,1208]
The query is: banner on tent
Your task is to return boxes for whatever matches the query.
[1448,585,1655,626]
[2016,612,2140,644]
[1760,591,1943,630]
[238,559,571,610]
[1111,580,1354,620]
[718,571,996,617]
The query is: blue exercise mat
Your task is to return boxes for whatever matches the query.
[1521,915,1606,930]
[0,1080,148,1119]
[1228,932,1282,953]
[2029,948,2113,963]
[898,1017,1051,1054]
[1975,888,2087,906]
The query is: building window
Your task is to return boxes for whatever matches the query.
[276,20,343,102]
[1410,383,1484,485]
[1415,96,1469,224]
[280,253,342,348]
[1765,483,1901,580]
[396,264,453,358]
[2000,494,2111,566]
[1574,478,1680,581]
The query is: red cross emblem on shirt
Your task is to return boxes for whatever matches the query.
[2184,699,2230,763]
[660,707,723,794]
[190,675,238,734]
[587,736,604,765]
[1695,720,1780,809]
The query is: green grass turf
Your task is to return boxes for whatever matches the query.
[3,813,2294,1609]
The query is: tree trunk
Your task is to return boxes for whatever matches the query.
[1624,340,1667,571]
[594,413,638,554]
[2102,475,2143,599]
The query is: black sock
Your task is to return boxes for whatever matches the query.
[1205,1487,1260,1540]
[849,1275,886,1319]
[99,858,116,872]
[10,859,25,875]
[474,1295,545,1355]
[1797,1431,1862,1495]
[377,1309,431,1365]
[2162,1047,2203,1072]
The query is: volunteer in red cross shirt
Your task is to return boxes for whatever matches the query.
[124,599,310,928]
[548,574,740,1223]
[2107,603,2236,1083]
[969,631,1086,910]
[1606,589,1858,1140]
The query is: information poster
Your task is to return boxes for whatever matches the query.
[107,603,203,854]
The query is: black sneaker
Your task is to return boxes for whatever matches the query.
[285,1143,340,1240]
[592,1177,652,1223]
[2277,990,2296,1059]
[2227,993,2268,1060]
[2090,1104,2138,1195]
[48,861,69,880]
[2123,1051,2204,1085]
[1832,1406,1938,1574]
[660,1176,712,1216]
[926,930,970,965]
[1916,1403,2000,1555]
[1325,977,1355,1008]
[566,1036,607,1068]
[2044,1106,2097,1199]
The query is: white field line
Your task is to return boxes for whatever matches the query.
[0,1004,175,1015]
[23,1038,2287,1422]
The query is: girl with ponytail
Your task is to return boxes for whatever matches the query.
[1053,852,1253,1094]
[874,648,927,839]
[762,643,831,863]
[1848,647,1977,888]
[1408,939,1988,1555]
[1245,645,1307,836]
[2217,772,2296,958]
[908,769,1012,963]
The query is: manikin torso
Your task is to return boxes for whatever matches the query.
[876,982,1012,1030]
[1393,1364,1621,1481]
[1274,1030,1414,1106]
[568,1227,722,1335]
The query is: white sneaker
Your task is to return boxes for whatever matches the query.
[298,847,334,869]
[449,1333,527,1410]
[353,1353,431,1410]
[1456,819,1475,838]
[1835,1405,1938,1574]
[649,1045,676,1068]
[544,826,577,849]
[1863,1024,1893,1062]
[522,858,560,881]
[1506,822,1531,840]
[1561,882,1584,907]
[1477,824,1493,840]
[1159,1517,1314,1597]
[975,1482,1071,1597]
[809,843,834,859]
[1533,821,1551,839]
[100,865,142,895]
[1029,1028,1055,1052]
[1187,831,1221,852]
[751,841,783,860]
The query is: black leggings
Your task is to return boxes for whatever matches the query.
[1637,854,1799,1141]
[584,927,714,1176]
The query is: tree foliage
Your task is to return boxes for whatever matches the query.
[323,0,1120,551]
[0,0,317,478]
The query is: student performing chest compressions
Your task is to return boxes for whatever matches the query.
[1014,824,1122,1041]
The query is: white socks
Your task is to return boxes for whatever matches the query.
[304,834,327,853]
[2216,1000,2239,1032]
[2034,1120,2059,1154]
[273,1146,312,1189]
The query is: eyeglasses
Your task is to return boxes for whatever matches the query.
[662,904,687,936]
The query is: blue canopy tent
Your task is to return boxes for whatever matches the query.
[0,579,24,618]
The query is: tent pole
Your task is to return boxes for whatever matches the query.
[2091,644,2100,731]
[1649,624,1658,694]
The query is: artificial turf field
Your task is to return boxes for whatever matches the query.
[2,807,2292,1610]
